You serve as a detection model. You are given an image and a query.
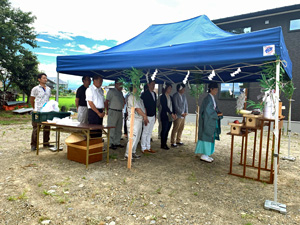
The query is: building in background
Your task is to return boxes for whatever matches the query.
[47,77,68,91]
[185,4,300,121]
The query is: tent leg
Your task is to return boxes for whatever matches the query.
[281,99,296,161]
[49,72,63,152]
[264,60,286,214]
[56,72,59,101]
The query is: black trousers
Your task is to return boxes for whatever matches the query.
[124,112,128,135]
[88,108,103,137]
[161,119,172,147]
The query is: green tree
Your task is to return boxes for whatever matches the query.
[10,50,39,103]
[0,0,37,92]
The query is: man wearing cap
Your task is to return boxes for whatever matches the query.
[86,75,105,137]
[141,79,157,153]
[104,81,125,149]
[171,83,188,147]
[30,73,53,151]
[75,75,91,124]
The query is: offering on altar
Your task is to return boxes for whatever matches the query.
[228,122,244,135]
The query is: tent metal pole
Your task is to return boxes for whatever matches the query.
[50,72,63,152]
[264,60,286,214]
[56,72,59,101]
[282,98,296,161]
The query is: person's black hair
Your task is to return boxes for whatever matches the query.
[207,82,218,93]
[148,78,155,84]
[82,75,90,82]
[93,74,102,81]
[37,73,47,80]
[176,83,186,92]
[162,83,172,94]
[144,84,149,92]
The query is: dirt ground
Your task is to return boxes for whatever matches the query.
[0,119,299,225]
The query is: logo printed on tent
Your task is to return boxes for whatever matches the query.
[263,45,275,56]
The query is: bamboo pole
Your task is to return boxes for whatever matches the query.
[127,107,135,169]
[195,106,199,143]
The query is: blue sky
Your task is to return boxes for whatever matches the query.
[10,0,300,89]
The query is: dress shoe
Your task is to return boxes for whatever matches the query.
[141,150,151,154]
[31,146,37,151]
[43,144,55,148]
[116,144,125,148]
[110,144,117,150]
[161,145,170,150]
[132,153,141,159]
[176,142,184,145]
[148,149,156,153]
[171,144,178,148]
[208,156,214,161]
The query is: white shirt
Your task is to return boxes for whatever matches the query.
[209,93,216,110]
[85,84,105,109]
[127,94,145,120]
[30,84,51,111]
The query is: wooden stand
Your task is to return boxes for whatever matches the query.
[227,116,284,184]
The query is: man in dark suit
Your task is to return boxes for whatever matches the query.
[140,79,157,153]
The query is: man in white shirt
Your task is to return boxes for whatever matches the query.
[85,75,105,137]
[30,73,52,151]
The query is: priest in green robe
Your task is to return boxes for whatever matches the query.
[195,82,223,163]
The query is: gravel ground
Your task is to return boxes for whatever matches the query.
[0,120,299,225]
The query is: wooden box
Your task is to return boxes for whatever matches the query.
[243,114,262,128]
[228,123,244,135]
[67,138,103,164]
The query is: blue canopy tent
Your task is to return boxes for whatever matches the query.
[56,15,292,84]
[56,15,292,213]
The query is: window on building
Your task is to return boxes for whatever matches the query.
[219,83,247,99]
[225,27,251,34]
[290,19,300,31]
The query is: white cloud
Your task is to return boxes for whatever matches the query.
[76,44,110,54]
[41,46,58,50]
[36,38,50,43]
[65,42,76,47]
[78,44,91,53]
[11,0,300,44]
[36,52,61,57]
[39,62,82,83]
[92,44,109,52]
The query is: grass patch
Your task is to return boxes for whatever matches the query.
[39,216,51,223]
[7,196,17,201]
[0,110,31,125]
[155,187,162,194]
[50,96,76,111]
[7,190,28,201]
[188,172,197,181]
[109,154,118,160]
[43,190,55,196]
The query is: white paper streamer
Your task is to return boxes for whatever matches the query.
[208,70,215,80]
[151,69,158,81]
[183,70,190,84]
[230,67,241,77]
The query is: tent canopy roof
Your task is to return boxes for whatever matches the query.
[56,15,292,84]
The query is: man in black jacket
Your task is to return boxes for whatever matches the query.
[141,79,157,153]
